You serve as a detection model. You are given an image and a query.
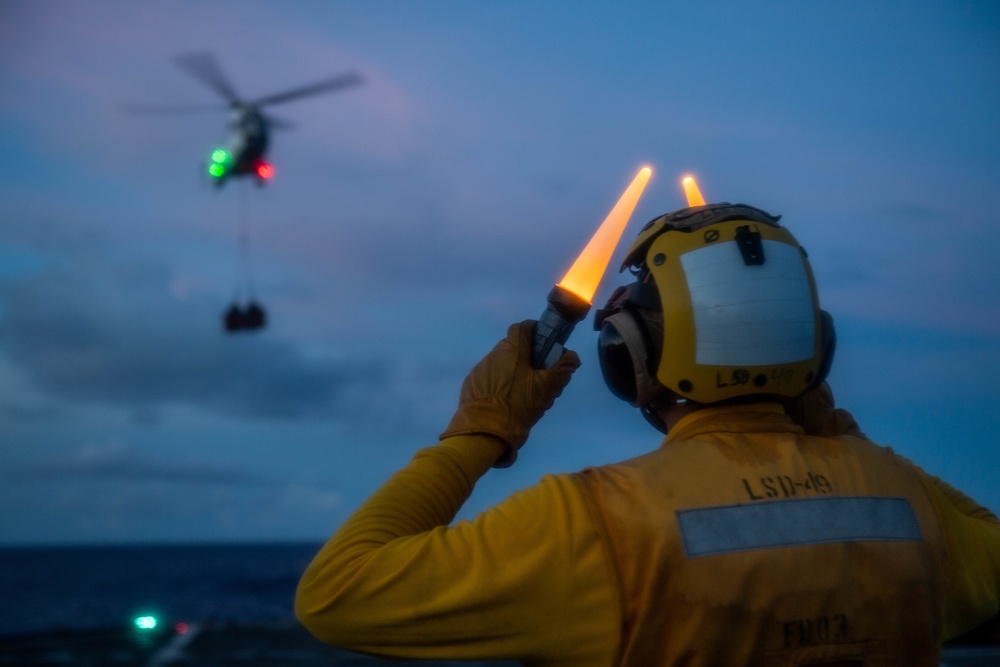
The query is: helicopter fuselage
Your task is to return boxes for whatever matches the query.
[208,107,272,187]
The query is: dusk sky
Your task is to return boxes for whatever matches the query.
[2,1,998,545]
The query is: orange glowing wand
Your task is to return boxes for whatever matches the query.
[682,175,705,206]
[532,166,652,368]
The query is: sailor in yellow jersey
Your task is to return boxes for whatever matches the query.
[296,203,1000,666]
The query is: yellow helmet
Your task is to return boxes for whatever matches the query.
[594,202,835,427]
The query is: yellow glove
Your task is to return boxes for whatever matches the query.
[440,320,581,468]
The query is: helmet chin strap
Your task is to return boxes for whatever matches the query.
[640,406,669,434]
[640,390,687,434]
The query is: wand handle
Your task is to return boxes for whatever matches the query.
[531,286,591,369]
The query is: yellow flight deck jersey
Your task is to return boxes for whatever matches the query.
[296,403,1000,666]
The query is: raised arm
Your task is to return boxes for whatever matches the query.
[295,322,611,662]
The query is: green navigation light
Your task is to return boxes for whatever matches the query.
[211,149,230,164]
[134,615,158,631]
[208,163,225,178]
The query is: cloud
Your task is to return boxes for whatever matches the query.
[0,438,345,542]
[794,195,1000,338]
[0,227,388,422]
[0,401,63,425]
[7,443,264,486]
[0,1,417,178]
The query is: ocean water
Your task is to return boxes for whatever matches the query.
[0,542,320,637]
[2,543,996,666]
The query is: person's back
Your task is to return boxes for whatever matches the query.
[578,402,946,665]
[296,197,1000,665]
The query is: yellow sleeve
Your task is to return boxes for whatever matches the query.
[918,470,1000,639]
[295,435,618,665]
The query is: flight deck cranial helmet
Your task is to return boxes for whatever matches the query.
[593,202,836,431]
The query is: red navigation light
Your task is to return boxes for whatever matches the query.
[256,162,274,180]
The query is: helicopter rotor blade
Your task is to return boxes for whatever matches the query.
[119,103,229,115]
[250,72,363,107]
[263,113,296,130]
[173,52,243,106]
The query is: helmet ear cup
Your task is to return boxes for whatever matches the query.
[813,309,836,389]
[597,318,670,435]
[597,319,640,404]
[597,308,668,408]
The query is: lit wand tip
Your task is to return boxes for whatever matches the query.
[532,166,653,369]
[556,166,653,304]
[682,175,706,207]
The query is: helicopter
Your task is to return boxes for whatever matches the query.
[123,52,363,187]
[124,53,363,333]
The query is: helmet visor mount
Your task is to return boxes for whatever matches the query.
[650,219,822,403]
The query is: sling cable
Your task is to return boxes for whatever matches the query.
[222,181,267,333]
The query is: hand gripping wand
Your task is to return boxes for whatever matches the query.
[531,167,653,369]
